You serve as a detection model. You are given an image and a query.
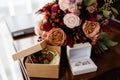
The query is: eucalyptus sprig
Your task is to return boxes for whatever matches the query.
[97,32,118,50]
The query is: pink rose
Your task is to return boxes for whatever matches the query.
[69,0,76,4]
[58,0,83,11]
[68,3,80,14]
[76,0,83,4]
[58,0,69,11]
[63,13,81,28]
[69,0,83,4]
[82,21,100,44]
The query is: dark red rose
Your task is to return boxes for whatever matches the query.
[43,21,52,31]
[89,17,96,21]
[33,58,38,63]
[67,35,74,47]
[38,57,43,61]
[51,4,59,13]
[46,55,50,61]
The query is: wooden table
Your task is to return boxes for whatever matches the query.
[13,27,120,80]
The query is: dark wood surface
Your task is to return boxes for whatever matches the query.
[14,27,120,80]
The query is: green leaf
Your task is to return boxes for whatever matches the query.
[83,0,94,6]
[44,59,49,64]
[100,32,109,39]
[98,41,108,50]
[48,52,53,60]
[103,10,110,17]
[103,40,118,47]
[111,7,119,15]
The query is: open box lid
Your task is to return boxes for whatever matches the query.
[13,40,47,61]
[67,42,92,60]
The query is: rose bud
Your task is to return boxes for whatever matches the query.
[38,57,43,62]
[43,21,52,31]
[33,58,38,63]
[51,4,59,13]
[46,55,50,61]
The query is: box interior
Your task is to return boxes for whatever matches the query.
[70,57,97,72]
[68,43,91,60]
[25,45,61,65]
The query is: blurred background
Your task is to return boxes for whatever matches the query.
[0,0,53,17]
[0,0,120,80]
[0,0,53,80]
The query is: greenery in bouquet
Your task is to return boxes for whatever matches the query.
[34,0,119,54]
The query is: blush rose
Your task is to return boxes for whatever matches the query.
[63,13,81,28]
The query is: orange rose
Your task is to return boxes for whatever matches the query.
[82,21,100,44]
[45,28,67,46]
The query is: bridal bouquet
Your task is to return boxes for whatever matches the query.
[34,0,119,54]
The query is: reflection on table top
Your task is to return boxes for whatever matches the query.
[14,34,37,51]
[14,27,120,80]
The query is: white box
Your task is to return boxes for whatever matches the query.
[67,42,97,75]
